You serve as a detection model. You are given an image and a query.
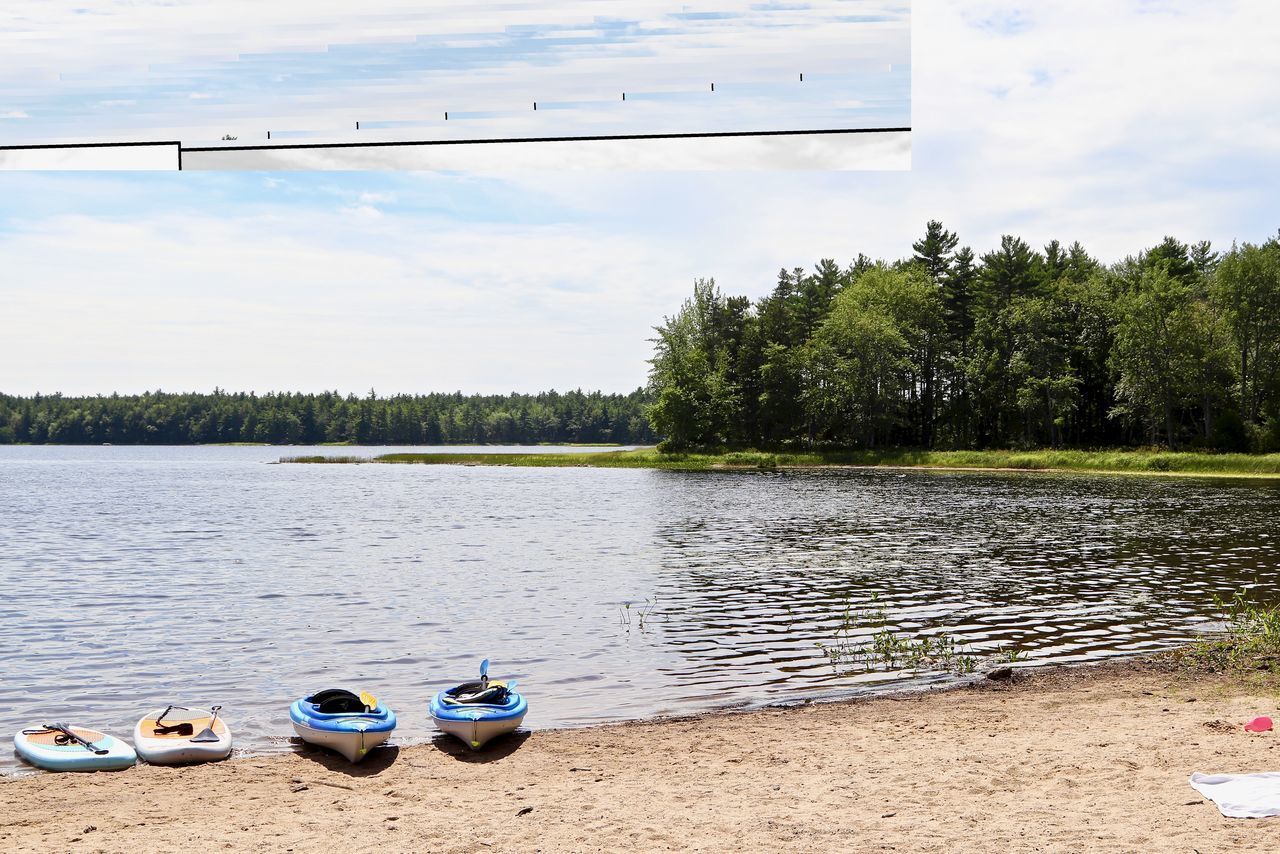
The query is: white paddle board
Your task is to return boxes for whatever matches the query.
[134,706,232,765]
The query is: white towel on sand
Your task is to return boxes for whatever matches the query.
[1190,772,1280,818]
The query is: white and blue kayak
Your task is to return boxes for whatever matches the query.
[134,705,232,765]
[14,723,136,772]
[430,660,528,750]
[290,689,395,763]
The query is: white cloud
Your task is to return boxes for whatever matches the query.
[0,205,687,394]
[1,1,1279,396]
[1,110,29,119]
[905,0,1280,256]
[464,0,1280,262]
[0,1,909,146]
[182,132,911,171]
[340,204,384,219]
[2,1,907,75]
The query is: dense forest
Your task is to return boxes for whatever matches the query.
[8,225,1278,452]
[648,225,1280,452]
[0,389,654,446]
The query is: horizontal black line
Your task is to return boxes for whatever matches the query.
[181,127,911,153]
[0,127,909,163]
[0,140,181,152]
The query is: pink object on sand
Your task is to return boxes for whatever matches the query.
[1244,716,1273,733]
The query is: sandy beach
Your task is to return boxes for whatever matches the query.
[3,661,1278,853]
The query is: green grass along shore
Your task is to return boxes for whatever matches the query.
[280,447,1280,478]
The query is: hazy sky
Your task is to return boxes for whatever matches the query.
[0,1,909,145]
[2,0,1279,397]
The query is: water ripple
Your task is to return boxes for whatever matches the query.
[1,447,1278,775]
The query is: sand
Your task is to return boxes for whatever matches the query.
[4,661,1280,853]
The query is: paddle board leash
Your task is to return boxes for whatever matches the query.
[153,704,194,736]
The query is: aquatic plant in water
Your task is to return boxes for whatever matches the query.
[816,594,1005,677]
[1183,589,1280,673]
[618,598,661,634]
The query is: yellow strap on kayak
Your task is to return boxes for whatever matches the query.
[359,691,377,710]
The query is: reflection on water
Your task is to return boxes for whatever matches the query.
[2,446,1278,774]
[649,470,1279,702]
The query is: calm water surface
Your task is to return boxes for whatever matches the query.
[2,445,1278,774]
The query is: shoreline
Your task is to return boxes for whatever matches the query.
[280,447,1280,480]
[4,659,1279,852]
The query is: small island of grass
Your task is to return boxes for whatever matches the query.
[280,447,1280,478]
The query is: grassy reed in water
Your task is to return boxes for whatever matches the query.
[815,595,987,676]
[1180,591,1280,674]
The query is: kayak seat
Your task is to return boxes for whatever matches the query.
[306,689,372,714]
[443,682,509,706]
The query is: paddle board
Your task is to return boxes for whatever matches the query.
[134,706,232,765]
[14,725,136,772]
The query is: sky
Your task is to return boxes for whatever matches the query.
[0,1,909,145]
[2,0,1280,397]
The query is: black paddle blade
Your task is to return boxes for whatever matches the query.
[191,705,222,743]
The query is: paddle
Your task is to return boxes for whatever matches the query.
[190,705,222,743]
[47,722,109,755]
[480,658,490,690]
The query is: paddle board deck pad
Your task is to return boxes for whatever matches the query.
[134,706,232,765]
[14,725,136,772]
[290,691,396,763]
[430,685,527,750]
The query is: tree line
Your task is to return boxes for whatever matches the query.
[0,389,654,446]
[648,224,1280,452]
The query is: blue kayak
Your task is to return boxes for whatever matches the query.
[430,660,528,750]
[289,690,396,763]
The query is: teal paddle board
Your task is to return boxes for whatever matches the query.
[14,724,136,772]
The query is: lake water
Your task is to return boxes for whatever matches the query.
[3,445,1279,774]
